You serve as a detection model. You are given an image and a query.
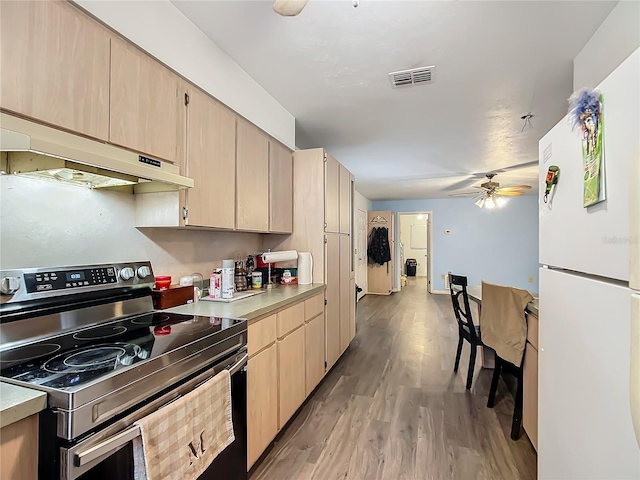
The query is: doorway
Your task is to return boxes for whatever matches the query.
[398,212,433,293]
[355,209,368,300]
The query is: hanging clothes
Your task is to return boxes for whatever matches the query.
[367,226,391,265]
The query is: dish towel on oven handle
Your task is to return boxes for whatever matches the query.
[132,369,235,480]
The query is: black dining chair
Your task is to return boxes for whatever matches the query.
[487,354,525,440]
[448,274,482,390]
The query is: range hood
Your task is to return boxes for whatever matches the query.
[0,113,193,191]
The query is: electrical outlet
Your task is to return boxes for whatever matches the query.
[528,276,534,283]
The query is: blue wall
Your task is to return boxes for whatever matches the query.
[371,195,539,292]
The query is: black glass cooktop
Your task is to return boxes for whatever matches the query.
[0,312,245,391]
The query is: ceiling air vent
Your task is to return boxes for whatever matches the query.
[389,66,436,88]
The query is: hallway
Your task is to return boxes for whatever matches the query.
[250,278,537,480]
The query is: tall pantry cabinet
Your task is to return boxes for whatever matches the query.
[264,148,356,372]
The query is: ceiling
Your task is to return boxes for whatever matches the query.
[172,0,616,200]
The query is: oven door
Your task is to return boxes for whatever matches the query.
[60,349,247,480]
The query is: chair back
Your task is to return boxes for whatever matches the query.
[480,281,533,366]
[448,274,479,342]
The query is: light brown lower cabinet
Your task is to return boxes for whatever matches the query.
[247,344,278,469]
[305,313,325,396]
[0,414,38,480]
[349,277,356,342]
[277,326,306,429]
[523,340,538,451]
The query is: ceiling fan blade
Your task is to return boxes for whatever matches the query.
[447,192,479,197]
[273,0,309,16]
[498,185,532,191]
[491,161,539,175]
[498,191,525,196]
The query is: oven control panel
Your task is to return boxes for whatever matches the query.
[0,262,154,303]
[23,267,119,293]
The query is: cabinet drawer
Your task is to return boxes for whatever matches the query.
[526,311,539,350]
[277,302,305,339]
[304,294,324,322]
[248,314,276,357]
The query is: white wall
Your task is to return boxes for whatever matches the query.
[0,177,262,281]
[574,1,640,89]
[75,0,295,149]
[399,214,428,277]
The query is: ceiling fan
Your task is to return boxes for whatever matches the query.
[448,174,532,209]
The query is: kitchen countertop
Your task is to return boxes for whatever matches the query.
[166,284,326,320]
[465,285,539,316]
[0,382,47,428]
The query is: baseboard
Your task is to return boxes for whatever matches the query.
[431,290,449,295]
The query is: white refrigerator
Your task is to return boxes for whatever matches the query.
[538,48,640,479]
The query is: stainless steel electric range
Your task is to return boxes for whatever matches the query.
[0,262,248,480]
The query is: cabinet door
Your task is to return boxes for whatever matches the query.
[339,234,351,354]
[110,36,185,164]
[185,87,235,228]
[0,414,38,480]
[325,153,340,233]
[269,141,293,233]
[278,326,306,429]
[523,342,538,451]
[349,277,356,343]
[247,344,278,469]
[305,313,325,396]
[325,234,341,369]
[236,118,269,232]
[339,165,351,234]
[0,1,110,140]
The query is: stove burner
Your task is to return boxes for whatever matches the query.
[44,345,131,373]
[64,347,126,368]
[0,343,61,363]
[72,326,127,341]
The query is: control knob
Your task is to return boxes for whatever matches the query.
[0,277,20,295]
[119,267,135,281]
[137,266,151,279]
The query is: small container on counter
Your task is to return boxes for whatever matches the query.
[210,271,222,299]
[222,260,235,299]
[252,271,263,289]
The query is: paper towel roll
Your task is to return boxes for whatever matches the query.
[261,250,298,264]
[297,252,313,285]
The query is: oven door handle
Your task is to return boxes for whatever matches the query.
[227,353,248,376]
[75,425,141,467]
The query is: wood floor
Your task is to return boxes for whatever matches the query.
[250,278,537,480]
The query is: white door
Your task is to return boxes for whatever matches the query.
[538,268,639,479]
[538,49,638,281]
[355,209,367,299]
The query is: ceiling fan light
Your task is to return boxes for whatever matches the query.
[495,195,507,207]
[484,196,496,209]
[475,197,485,208]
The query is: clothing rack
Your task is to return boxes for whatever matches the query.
[369,215,388,225]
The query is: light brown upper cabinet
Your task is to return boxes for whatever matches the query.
[236,118,269,232]
[325,153,340,233]
[339,164,351,235]
[184,87,236,229]
[110,36,185,164]
[269,141,293,233]
[0,0,110,140]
